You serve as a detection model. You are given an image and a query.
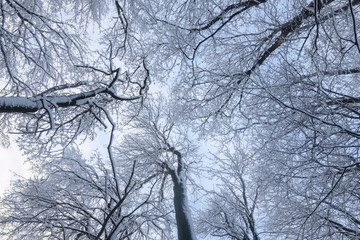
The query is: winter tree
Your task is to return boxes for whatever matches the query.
[126,0,360,239]
[0,98,200,240]
[114,99,199,240]
[197,145,260,240]
[0,0,149,149]
[1,0,360,239]
[0,147,175,240]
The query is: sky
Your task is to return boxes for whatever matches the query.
[0,144,29,240]
[0,141,29,195]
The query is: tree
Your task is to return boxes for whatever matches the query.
[0,2,150,225]
[2,0,360,239]
[115,99,199,240]
[125,0,360,239]
[0,0,148,148]
[0,148,169,240]
[1,98,200,240]
[197,146,260,240]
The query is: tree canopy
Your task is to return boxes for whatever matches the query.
[1,0,360,239]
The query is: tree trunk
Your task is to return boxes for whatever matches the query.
[171,174,197,240]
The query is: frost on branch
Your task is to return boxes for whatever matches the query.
[0,0,149,147]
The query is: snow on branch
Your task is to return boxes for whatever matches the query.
[0,86,142,114]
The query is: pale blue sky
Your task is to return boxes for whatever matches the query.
[0,142,29,195]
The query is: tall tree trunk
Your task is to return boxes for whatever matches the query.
[170,173,197,240]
